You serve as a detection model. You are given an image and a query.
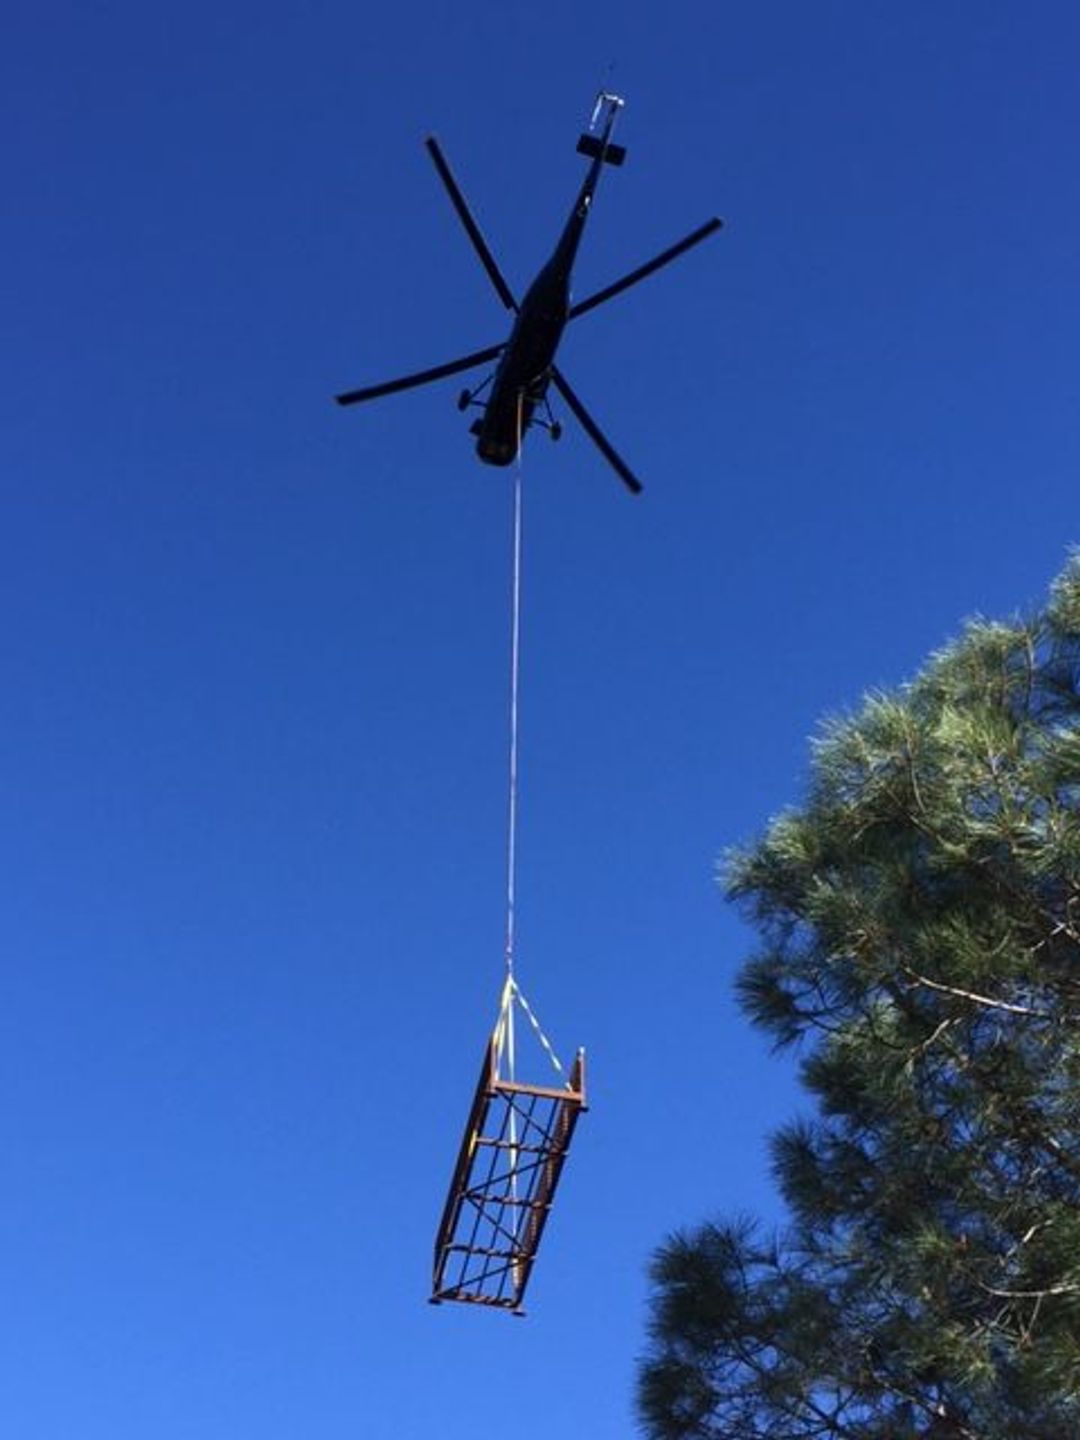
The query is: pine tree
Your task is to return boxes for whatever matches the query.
[639,562,1080,1440]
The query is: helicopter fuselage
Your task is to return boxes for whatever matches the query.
[473,261,570,465]
[473,144,604,466]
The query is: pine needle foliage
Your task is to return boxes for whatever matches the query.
[639,561,1080,1440]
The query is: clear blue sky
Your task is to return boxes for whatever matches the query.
[3,3,1078,1436]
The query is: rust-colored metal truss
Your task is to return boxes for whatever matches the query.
[431,1035,586,1314]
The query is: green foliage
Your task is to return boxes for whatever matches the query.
[640,560,1080,1439]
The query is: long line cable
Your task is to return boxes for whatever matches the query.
[504,391,529,1082]
[504,471,523,986]
[497,393,567,1085]
[504,394,525,989]
[503,394,527,1265]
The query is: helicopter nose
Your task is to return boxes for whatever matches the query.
[476,435,516,467]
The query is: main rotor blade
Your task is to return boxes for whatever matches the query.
[551,367,643,495]
[568,217,722,321]
[425,137,518,312]
[335,343,502,406]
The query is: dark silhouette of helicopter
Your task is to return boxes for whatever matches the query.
[335,94,721,494]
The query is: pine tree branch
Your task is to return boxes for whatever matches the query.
[981,1281,1080,1299]
[899,964,1047,1017]
[909,1016,956,1062]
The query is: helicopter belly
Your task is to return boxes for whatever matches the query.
[476,434,517,467]
[469,256,571,468]
[473,331,556,466]
[474,383,540,466]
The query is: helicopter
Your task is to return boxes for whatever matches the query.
[335,93,721,495]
